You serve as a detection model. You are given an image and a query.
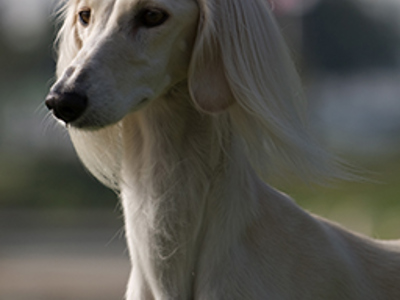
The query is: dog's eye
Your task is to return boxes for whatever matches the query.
[78,9,91,26]
[138,8,169,28]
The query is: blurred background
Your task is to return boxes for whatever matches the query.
[1,0,400,299]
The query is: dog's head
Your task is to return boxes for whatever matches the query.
[46,0,296,130]
[46,0,200,128]
[47,0,344,185]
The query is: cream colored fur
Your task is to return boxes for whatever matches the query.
[48,0,400,299]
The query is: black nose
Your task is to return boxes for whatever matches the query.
[45,91,88,123]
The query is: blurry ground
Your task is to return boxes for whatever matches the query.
[0,210,130,300]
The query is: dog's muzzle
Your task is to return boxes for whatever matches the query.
[45,91,88,124]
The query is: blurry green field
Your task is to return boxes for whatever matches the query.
[1,154,399,239]
[0,155,116,209]
[282,155,400,239]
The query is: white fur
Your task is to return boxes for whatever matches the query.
[49,0,400,299]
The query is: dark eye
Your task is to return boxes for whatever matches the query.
[138,8,169,28]
[78,8,91,26]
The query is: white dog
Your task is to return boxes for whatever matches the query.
[46,0,400,299]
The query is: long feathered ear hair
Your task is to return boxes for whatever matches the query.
[55,0,122,190]
[189,0,346,181]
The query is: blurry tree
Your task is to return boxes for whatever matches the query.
[303,0,400,73]
[0,5,56,101]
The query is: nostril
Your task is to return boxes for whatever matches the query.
[45,91,88,124]
[45,93,57,110]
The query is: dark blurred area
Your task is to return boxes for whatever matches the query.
[1,0,400,299]
[303,0,399,73]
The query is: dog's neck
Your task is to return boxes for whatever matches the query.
[119,87,257,298]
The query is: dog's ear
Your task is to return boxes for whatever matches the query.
[188,0,347,181]
[188,4,235,113]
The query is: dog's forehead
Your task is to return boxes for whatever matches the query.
[74,0,199,18]
[116,0,198,14]
[75,0,111,9]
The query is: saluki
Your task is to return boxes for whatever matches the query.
[45,0,400,299]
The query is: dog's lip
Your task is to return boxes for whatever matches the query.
[51,96,152,130]
[131,98,150,111]
[69,98,151,129]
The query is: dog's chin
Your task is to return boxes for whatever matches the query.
[68,121,112,131]
[66,114,122,131]
[65,98,151,131]
[128,97,150,113]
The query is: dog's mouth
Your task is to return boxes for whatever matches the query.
[45,85,153,130]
